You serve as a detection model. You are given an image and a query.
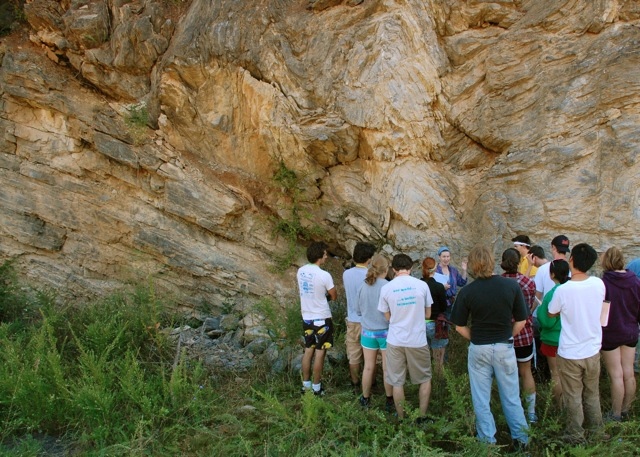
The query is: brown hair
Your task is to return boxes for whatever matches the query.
[500,248,520,274]
[421,257,437,279]
[365,254,389,285]
[468,245,495,279]
[602,246,625,272]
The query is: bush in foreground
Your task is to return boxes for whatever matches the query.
[0,261,639,456]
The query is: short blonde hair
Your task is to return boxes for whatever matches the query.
[602,246,625,272]
[468,245,495,279]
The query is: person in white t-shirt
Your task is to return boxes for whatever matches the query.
[548,243,606,444]
[297,241,337,396]
[534,235,570,302]
[377,254,433,421]
[530,245,551,304]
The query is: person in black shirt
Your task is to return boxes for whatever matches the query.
[450,245,530,450]
[421,256,448,376]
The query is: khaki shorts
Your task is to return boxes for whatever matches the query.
[345,320,363,365]
[385,343,432,386]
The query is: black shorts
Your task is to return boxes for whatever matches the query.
[601,340,638,352]
[303,318,334,350]
[514,344,534,363]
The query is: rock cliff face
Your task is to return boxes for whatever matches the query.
[1,0,639,309]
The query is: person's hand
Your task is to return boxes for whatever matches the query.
[444,283,451,290]
[461,259,468,271]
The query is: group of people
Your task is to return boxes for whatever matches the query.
[296,236,640,448]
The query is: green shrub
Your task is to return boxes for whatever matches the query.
[0,260,37,326]
[269,160,325,273]
[3,272,640,455]
[124,104,149,145]
[253,297,301,346]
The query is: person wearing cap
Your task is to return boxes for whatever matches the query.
[435,246,468,312]
[512,235,538,277]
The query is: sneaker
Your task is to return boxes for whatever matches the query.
[385,398,395,413]
[359,395,370,408]
[313,385,325,396]
[527,412,538,424]
[604,412,622,423]
[300,386,311,395]
[414,415,435,426]
[621,411,630,422]
[561,434,587,445]
[587,430,611,442]
[512,439,530,456]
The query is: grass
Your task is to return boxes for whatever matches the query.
[1,261,640,456]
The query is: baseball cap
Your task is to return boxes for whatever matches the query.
[551,235,570,253]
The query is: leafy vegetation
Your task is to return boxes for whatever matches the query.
[1,261,639,456]
[0,1,26,37]
[269,160,325,273]
[124,103,149,145]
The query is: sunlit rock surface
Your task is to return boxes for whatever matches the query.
[1,0,638,308]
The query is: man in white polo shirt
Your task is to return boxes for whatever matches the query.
[378,253,433,421]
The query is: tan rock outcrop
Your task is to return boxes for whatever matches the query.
[1,0,639,309]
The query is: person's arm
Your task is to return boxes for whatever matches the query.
[537,301,552,329]
[327,287,337,301]
[460,260,468,282]
[384,311,391,321]
[512,319,526,337]
[457,266,468,286]
[547,291,561,318]
[456,325,471,340]
[355,286,363,316]
[424,286,433,320]
[526,281,537,312]
[437,287,448,316]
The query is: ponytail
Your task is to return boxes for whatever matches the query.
[365,254,389,285]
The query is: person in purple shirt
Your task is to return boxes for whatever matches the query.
[435,246,468,313]
[628,258,640,374]
[601,247,640,421]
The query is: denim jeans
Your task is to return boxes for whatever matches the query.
[468,342,529,444]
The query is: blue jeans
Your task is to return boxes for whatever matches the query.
[468,342,529,444]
